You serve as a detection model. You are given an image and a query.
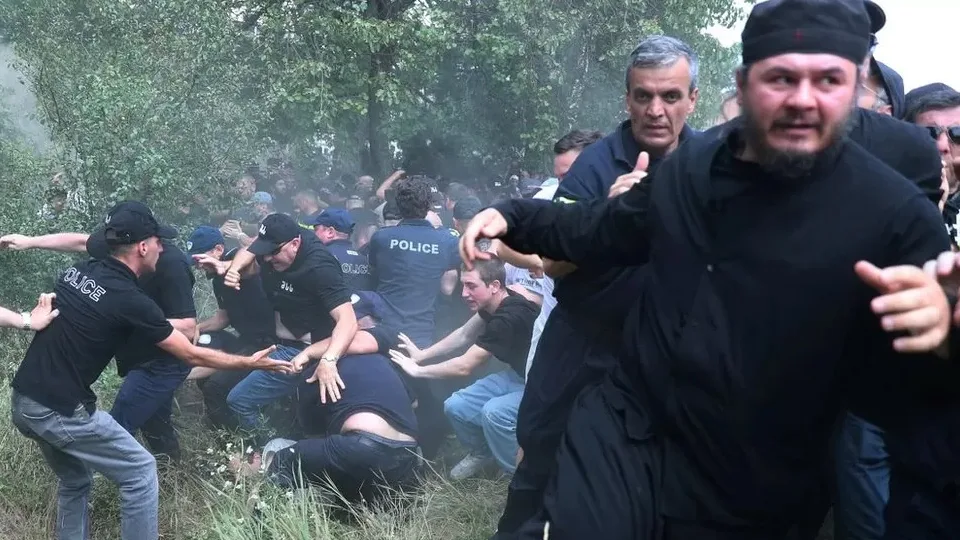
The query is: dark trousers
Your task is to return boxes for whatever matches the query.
[883,468,960,540]
[495,310,615,536]
[267,431,421,501]
[514,384,799,540]
[111,359,192,460]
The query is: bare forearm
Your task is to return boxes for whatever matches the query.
[29,233,90,253]
[169,317,197,336]
[197,311,229,333]
[180,345,251,369]
[228,248,257,274]
[300,331,379,360]
[324,317,359,359]
[422,327,471,361]
[414,356,478,379]
[496,241,543,271]
[0,307,25,329]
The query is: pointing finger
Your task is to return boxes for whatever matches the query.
[854,261,886,292]
[634,151,650,173]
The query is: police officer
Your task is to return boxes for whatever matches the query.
[9,204,287,540]
[220,213,359,433]
[307,208,374,291]
[1,201,202,461]
[366,176,461,457]
[185,226,277,429]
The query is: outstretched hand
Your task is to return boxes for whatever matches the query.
[459,209,509,270]
[855,260,951,353]
[30,293,60,331]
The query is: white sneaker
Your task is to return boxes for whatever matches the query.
[449,454,493,480]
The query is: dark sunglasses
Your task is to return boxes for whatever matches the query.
[925,125,960,145]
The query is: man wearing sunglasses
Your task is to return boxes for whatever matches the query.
[219,213,359,436]
[906,86,960,198]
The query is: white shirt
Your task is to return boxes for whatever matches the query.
[524,184,559,376]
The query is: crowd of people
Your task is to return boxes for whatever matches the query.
[2,0,960,539]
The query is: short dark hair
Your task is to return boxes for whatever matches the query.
[554,130,604,155]
[462,256,505,286]
[445,182,475,204]
[394,177,432,219]
[905,90,960,124]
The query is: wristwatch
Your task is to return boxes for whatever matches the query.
[319,355,339,365]
[20,312,31,331]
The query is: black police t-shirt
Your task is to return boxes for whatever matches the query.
[298,353,418,438]
[475,292,539,377]
[260,234,352,343]
[117,242,196,373]
[212,248,275,346]
[12,258,174,414]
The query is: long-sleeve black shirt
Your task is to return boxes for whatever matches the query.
[495,125,956,527]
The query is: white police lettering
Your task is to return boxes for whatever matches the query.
[186,241,193,251]
[388,238,440,254]
[62,267,107,302]
[341,262,369,275]
[280,280,294,293]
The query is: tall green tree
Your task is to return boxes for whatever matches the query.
[0,0,270,223]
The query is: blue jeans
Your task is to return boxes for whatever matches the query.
[11,392,159,540]
[835,412,890,540]
[444,369,524,473]
[227,344,303,430]
[111,359,191,459]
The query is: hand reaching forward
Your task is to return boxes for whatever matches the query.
[855,260,951,353]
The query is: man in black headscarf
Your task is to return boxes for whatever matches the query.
[460,1,956,538]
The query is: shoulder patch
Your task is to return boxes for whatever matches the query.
[448,228,461,237]
[555,197,579,205]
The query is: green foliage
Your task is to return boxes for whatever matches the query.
[0,0,270,223]
[0,0,745,213]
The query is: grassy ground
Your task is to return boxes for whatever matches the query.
[0,328,506,540]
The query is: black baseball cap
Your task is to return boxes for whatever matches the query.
[865,1,885,34]
[248,213,302,256]
[87,201,177,258]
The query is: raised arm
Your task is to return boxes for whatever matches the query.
[460,181,653,270]
[0,233,90,253]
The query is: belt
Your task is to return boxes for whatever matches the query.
[350,431,420,455]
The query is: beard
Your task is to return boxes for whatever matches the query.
[740,97,855,179]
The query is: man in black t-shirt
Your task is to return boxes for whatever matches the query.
[184,225,277,429]
[389,257,538,479]
[218,213,359,433]
[2,201,203,461]
[9,204,289,540]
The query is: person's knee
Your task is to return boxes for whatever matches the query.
[481,399,517,432]
[226,385,251,414]
[443,393,469,422]
[119,451,158,495]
